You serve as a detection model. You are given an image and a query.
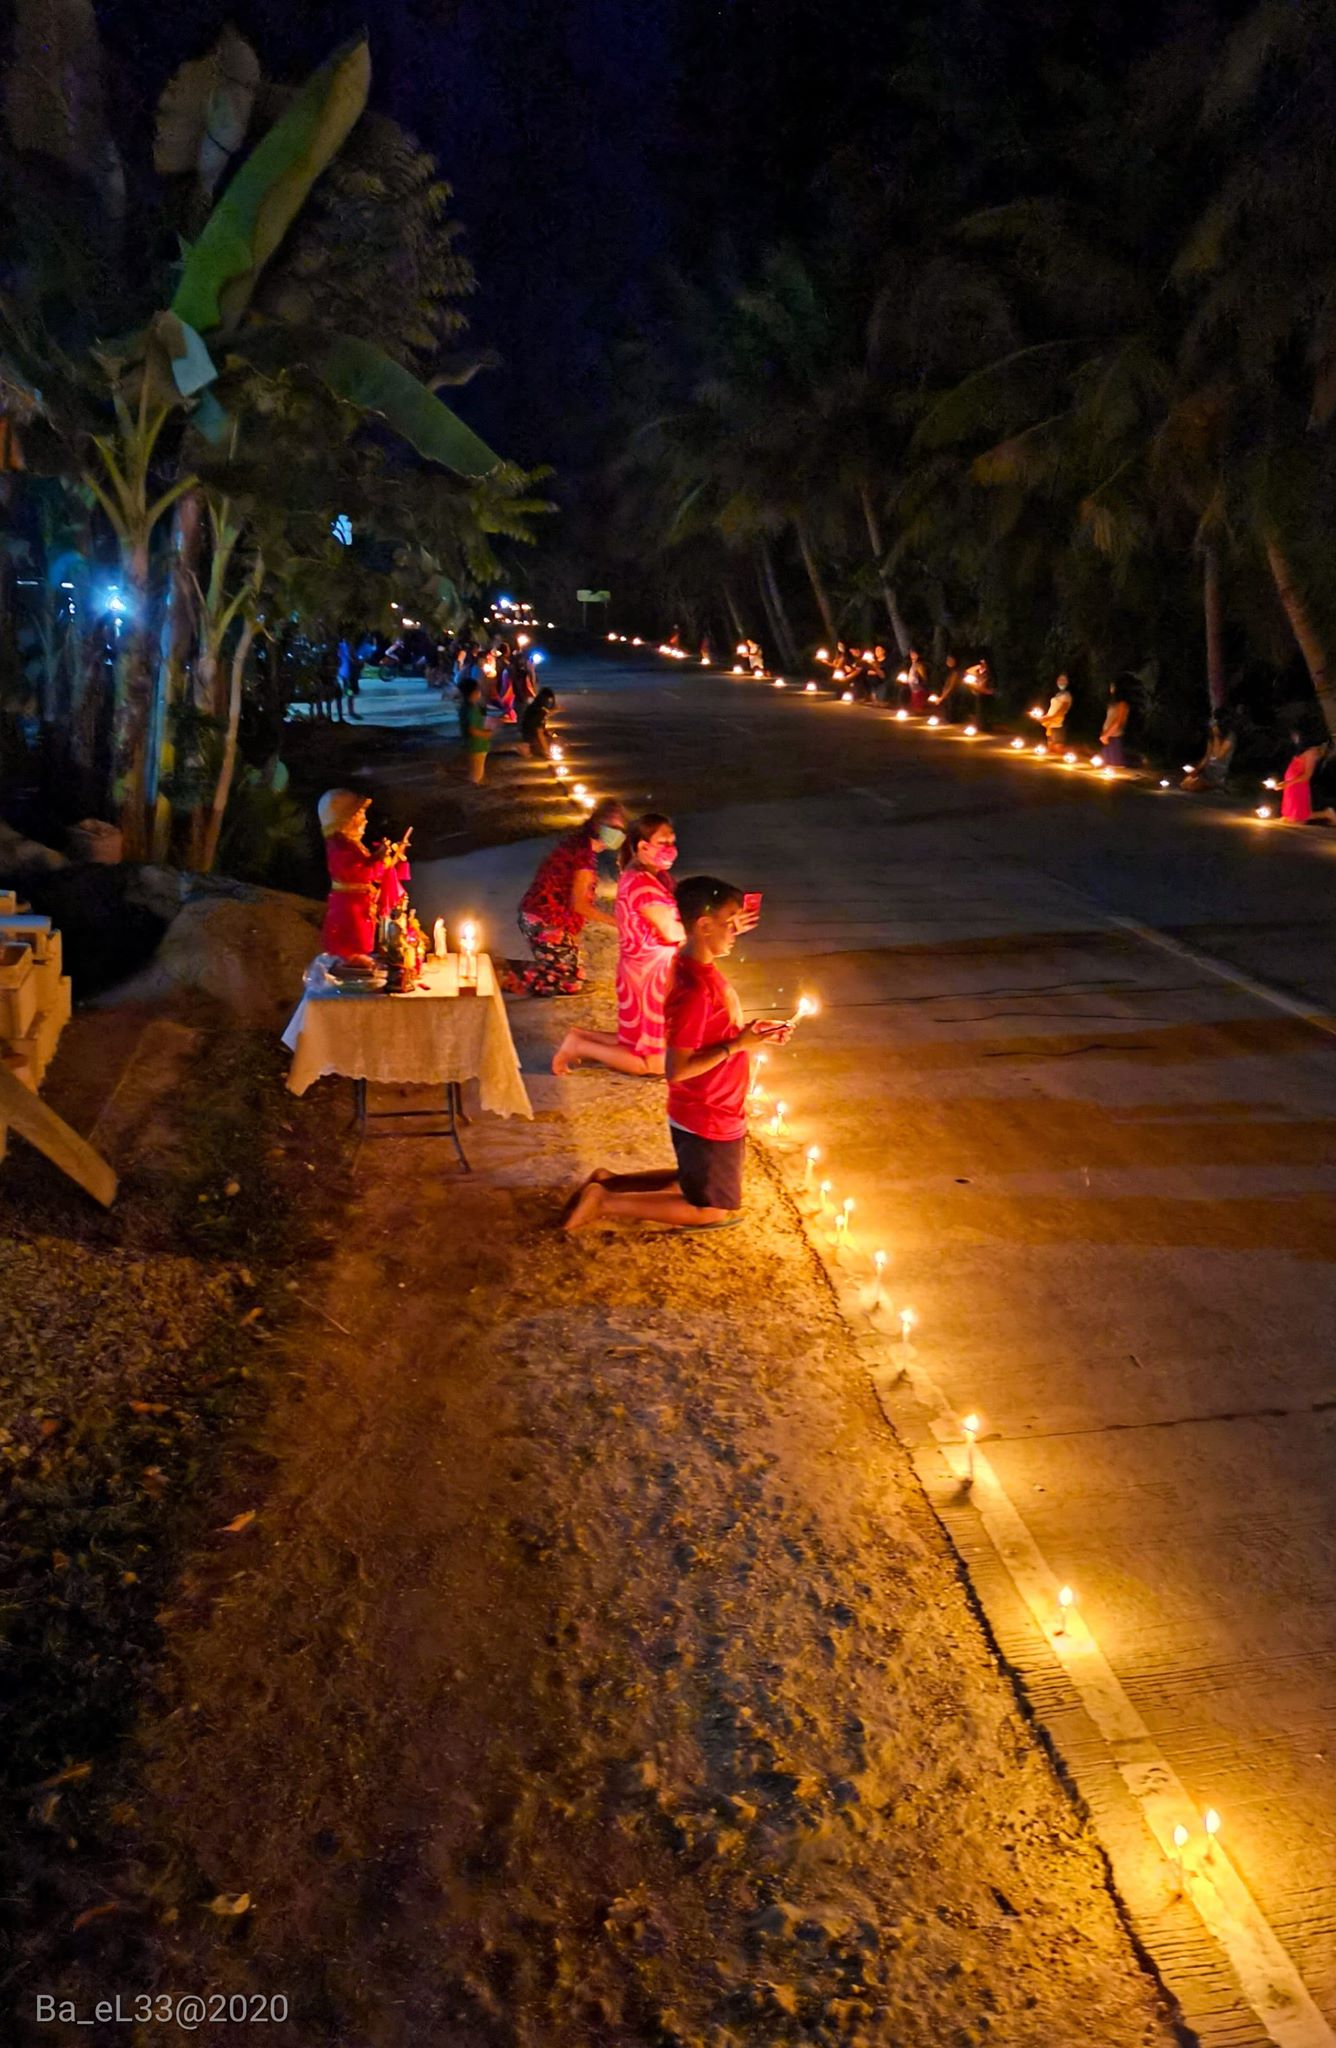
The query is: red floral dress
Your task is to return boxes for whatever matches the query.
[516,828,598,993]
[615,868,680,1057]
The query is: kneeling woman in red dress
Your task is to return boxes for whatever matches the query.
[318,788,411,963]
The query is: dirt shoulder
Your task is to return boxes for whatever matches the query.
[34,949,1182,2048]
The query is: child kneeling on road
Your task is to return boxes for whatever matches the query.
[562,875,790,1232]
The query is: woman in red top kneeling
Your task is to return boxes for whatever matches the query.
[318,789,411,963]
[561,875,791,1232]
[515,799,627,994]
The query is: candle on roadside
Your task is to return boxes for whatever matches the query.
[1055,1584,1075,1635]
[962,1411,980,1482]
[873,1247,887,1305]
[895,707,909,721]
[899,1306,916,1343]
[818,1178,833,1215]
[1010,737,1026,751]
[768,1100,789,1139]
[1172,1823,1190,1876]
[803,1144,821,1189]
[1204,1808,1221,1858]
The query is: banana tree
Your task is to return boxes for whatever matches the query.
[81,378,199,852]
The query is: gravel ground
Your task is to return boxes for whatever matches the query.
[77,943,1183,2048]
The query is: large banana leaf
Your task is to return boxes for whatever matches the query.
[171,39,370,336]
[226,328,501,476]
[154,26,261,198]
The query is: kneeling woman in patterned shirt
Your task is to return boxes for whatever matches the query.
[552,812,685,1075]
[516,798,627,995]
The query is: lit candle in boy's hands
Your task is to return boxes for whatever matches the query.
[786,992,820,1029]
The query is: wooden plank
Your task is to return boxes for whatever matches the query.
[0,1063,118,1208]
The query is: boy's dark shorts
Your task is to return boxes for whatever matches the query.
[670,1126,745,1211]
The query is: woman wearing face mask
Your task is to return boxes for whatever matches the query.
[552,813,686,1076]
[516,798,627,995]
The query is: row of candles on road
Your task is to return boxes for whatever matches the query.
[751,1000,1233,1890]
[545,737,600,819]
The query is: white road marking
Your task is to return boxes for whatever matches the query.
[760,778,1336,2045]
[1105,915,1336,1045]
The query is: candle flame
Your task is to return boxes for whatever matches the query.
[1204,1808,1220,1839]
[1057,1585,1075,1610]
[927,714,940,726]
[1090,753,1104,768]
[1173,1824,1189,1851]
[1255,804,1273,819]
[964,724,978,735]
[895,708,909,721]
[842,1196,855,1216]
[806,1144,821,1163]
[1010,737,1025,750]
[873,1248,887,1271]
[962,1412,980,1436]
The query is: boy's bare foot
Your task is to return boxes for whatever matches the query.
[556,1168,611,1226]
[561,1182,606,1233]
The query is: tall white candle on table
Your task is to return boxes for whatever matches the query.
[459,918,479,987]
[433,917,447,959]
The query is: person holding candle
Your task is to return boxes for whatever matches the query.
[516,798,627,995]
[1277,723,1329,821]
[1099,680,1132,766]
[551,813,686,1076]
[1033,673,1073,752]
[521,684,557,760]
[1181,711,1236,791]
[904,647,931,713]
[317,789,411,964]
[562,875,793,1232]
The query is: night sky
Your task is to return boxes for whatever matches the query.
[91,2,1192,506]
[90,0,930,466]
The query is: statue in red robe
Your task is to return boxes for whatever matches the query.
[318,789,411,962]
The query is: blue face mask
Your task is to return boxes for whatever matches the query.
[597,825,625,851]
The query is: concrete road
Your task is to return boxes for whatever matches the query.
[414,647,1336,2047]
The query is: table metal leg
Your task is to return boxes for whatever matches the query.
[348,1076,470,1168]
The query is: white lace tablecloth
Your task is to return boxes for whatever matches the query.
[282,955,532,1119]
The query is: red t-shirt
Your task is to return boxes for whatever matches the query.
[664,952,748,1141]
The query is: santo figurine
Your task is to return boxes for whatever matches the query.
[318,788,412,964]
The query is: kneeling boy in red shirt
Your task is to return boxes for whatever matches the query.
[561,875,791,1232]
